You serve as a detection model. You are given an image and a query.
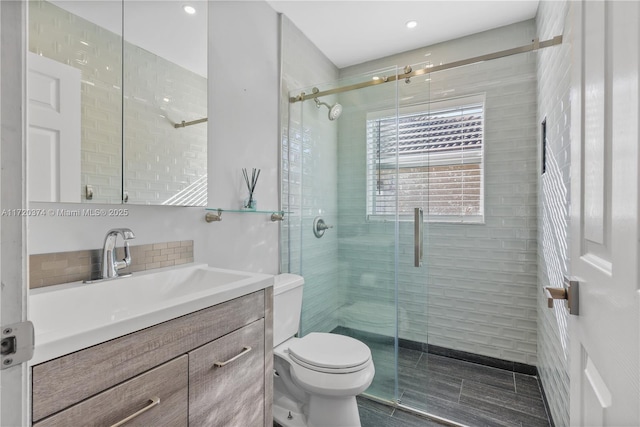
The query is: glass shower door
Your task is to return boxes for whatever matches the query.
[393,70,432,414]
[395,60,487,421]
[334,68,400,404]
[283,67,402,405]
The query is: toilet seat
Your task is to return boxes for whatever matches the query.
[288,333,371,374]
[274,333,376,398]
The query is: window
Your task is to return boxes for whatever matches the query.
[366,94,485,222]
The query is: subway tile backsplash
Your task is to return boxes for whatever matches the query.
[30,240,194,289]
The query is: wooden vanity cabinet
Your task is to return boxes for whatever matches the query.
[31,288,274,427]
[34,356,189,427]
[189,319,265,426]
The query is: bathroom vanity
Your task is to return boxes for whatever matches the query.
[29,264,274,427]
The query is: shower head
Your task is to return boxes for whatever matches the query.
[314,97,343,121]
[328,103,343,120]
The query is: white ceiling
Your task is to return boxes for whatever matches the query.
[267,0,540,68]
[51,1,539,74]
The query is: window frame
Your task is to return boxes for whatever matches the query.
[365,94,486,224]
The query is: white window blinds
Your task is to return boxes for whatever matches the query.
[366,95,485,221]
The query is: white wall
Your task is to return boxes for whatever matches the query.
[28,202,209,261]
[536,1,571,425]
[206,1,280,274]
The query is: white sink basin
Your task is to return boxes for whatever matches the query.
[29,263,273,365]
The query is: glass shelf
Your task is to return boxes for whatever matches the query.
[206,208,285,214]
[204,208,286,222]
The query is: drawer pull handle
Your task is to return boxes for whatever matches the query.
[110,396,160,427]
[214,346,252,368]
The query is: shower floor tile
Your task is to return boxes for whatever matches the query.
[356,346,552,427]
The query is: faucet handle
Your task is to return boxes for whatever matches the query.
[107,228,136,240]
[121,229,135,240]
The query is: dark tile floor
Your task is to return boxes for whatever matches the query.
[357,343,552,427]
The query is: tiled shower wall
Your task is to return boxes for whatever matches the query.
[29,0,206,205]
[337,21,540,366]
[280,16,341,335]
[536,1,572,425]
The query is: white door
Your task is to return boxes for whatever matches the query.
[569,1,640,426]
[27,52,81,203]
[0,2,30,426]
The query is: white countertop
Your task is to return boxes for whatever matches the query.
[29,263,273,365]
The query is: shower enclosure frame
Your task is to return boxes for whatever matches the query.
[281,34,563,426]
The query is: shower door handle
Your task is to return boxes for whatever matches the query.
[414,208,423,267]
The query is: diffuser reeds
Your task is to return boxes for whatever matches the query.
[242,168,261,210]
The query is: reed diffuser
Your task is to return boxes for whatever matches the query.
[242,167,261,210]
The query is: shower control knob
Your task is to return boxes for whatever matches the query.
[313,216,333,238]
[317,222,332,231]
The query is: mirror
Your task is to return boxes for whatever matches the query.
[28,0,123,204]
[27,0,207,206]
[123,1,207,206]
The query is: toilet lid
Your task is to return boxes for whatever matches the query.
[288,333,371,372]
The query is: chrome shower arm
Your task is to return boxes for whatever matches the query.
[314,98,331,110]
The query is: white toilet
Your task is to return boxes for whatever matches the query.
[273,274,375,427]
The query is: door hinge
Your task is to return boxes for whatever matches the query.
[1,321,34,369]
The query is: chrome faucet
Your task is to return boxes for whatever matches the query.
[101,228,135,280]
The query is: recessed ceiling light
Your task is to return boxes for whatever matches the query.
[406,20,418,29]
[183,5,196,15]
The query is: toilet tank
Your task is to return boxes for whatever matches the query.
[273,273,304,347]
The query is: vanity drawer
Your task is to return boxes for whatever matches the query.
[32,290,264,422]
[34,355,188,427]
[189,319,265,427]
